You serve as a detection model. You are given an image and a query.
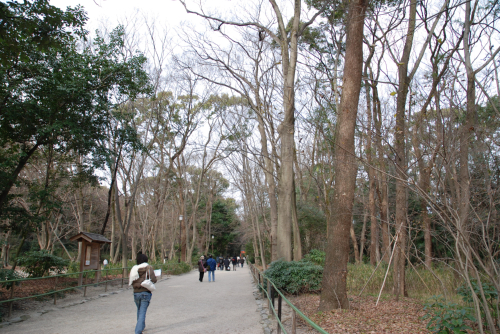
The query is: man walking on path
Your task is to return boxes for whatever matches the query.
[206,254,217,282]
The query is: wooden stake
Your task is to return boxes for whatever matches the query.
[54,276,58,305]
[277,294,282,334]
[376,231,400,306]
[8,283,14,318]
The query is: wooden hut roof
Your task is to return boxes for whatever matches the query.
[69,232,111,244]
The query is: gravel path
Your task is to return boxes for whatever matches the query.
[1,265,263,334]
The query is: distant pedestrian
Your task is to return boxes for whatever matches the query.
[224,256,230,271]
[232,256,237,271]
[129,253,157,334]
[198,256,206,282]
[206,255,217,282]
[239,257,244,268]
[218,256,224,270]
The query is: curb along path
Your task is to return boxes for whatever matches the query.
[1,265,263,333]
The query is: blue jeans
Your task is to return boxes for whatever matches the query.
[208,270,215,282]
[134,292,152,334]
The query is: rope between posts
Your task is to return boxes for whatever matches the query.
[249,263,329,334]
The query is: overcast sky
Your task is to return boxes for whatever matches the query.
[51,0,190,27]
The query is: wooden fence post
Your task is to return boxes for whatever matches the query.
[277,294,282,334]
[268,280,272,315]
[261,274,265,299]
[292,309,297,334]
[54,276,58,305]
[8,282,14,318]
[121,268,124,288]
[84,272,88,297]
[272,285,275,312]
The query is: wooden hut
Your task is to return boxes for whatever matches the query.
[69,232,111,286]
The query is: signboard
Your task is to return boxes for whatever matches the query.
[85,245,91,266]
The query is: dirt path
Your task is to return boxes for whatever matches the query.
[1,265,263,334]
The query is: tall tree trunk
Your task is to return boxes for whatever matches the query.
[393,0,417,300]
[1,231,10,268]
[177,161,187,263]
[274,0,302,262]
[350,224,360,264]
[367,114,379,265]
[256,99,279,262]
[359,209,368,263]
[292,178,302,261]
[0,143,39,214]
[319,0,367,310]
[110,190,116,261]
[364,41,379,266]
[373,84,391,263]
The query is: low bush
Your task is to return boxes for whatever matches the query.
[302,249,325,266]
[457,279,498,323]
[264,260,323,294]
[423,295,475,333]
[0,269,22,290]
[159,261,191,275]
[17,250,68,278]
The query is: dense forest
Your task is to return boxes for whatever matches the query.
[1,0,499,331]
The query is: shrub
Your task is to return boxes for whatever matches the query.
[302,249,325,266]
[264,260,323,294]
[162,261,191,275]
[0,269,22,290]
[17,250,69,277]
[457,279,498,322]
[423,295,475,333]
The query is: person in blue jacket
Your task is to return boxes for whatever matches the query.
[206,254,217,282]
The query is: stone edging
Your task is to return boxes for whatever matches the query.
[251,276,274,334]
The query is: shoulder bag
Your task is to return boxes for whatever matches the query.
[141,267,156,292]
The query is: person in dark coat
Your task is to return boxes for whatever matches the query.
[206,254,217,282]
[239,257,245,268]
[198,255,205,282]
[224,256,230,271]
[231,256,237,271]
[218,256,224,270]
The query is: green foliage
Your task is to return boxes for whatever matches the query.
[302,249,325,266]
[457,279,498,322]
[161,261,191,275]
[264,260,323,294]
[209,198,240,256]
[245,241,255,264]
[17,250,68,277]
[0,269,22,290]
[0,0,87,66]
[423,296,475,333]
[0,0,151,222]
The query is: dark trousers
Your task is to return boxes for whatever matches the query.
[199,271,204,282]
